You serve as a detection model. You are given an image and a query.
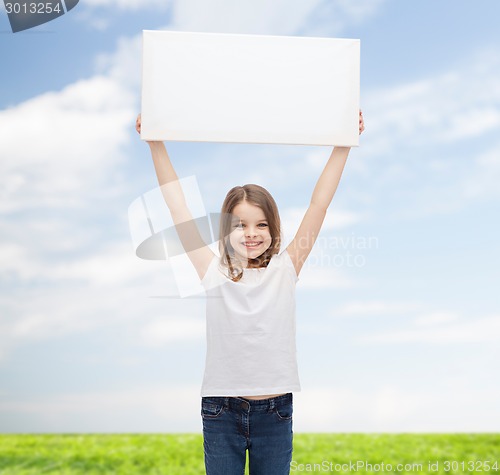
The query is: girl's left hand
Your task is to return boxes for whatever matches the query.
[359,110,365,135]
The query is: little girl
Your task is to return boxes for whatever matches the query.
[136,111,365,475]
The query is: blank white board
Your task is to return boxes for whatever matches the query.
[141,30,360,146]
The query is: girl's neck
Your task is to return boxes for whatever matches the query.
[232,257,260,269]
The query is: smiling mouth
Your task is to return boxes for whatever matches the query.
[242,241,263,248]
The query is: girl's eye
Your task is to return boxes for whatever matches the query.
[233,223,268,228]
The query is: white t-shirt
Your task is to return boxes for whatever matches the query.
[200,249,301,397]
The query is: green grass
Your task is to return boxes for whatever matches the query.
[0,434,499,474]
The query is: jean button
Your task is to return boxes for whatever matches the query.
[241,400,249,411]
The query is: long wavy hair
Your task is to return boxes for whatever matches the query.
[218,184,282,282]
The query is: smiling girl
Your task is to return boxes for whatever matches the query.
[136,111,364,475]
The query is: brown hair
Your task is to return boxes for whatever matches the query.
[218,184,282,282]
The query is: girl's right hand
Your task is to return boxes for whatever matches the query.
[135,113,143,135]
[135,113,161,145]
[359,110,365,135]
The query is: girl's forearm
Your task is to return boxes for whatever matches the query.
[310,146,351,211]
[148,142,178,184]
[148,142,189,212]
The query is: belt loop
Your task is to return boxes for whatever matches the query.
[224,397,229,409]
[269,398,275,412]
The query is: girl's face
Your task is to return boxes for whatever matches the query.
[228,201,273,266]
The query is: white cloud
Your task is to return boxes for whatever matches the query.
[362,49,500,152]
[170,0,386,36]
[94,34,143,91]
[0,75,135,213]
[332,0,386,23]
[477,145,500,169]
[4,380,498,433]
[0,31,148,362]
[0,284,206,376]
[170,0,320,35]
[413,311,458,326]
[3,2,500,437]
[0,238,202,361]
[364,62,500,153]
[0,237,147,284]
[83,0,171,10]
[335,300,422,316]
[139,316,205,346]
[0,385,202,432]
[461,141,500,200]
[281,206,363,244]
[293,383,500,432]
[0,27,234,367]
[357,314,500,344]
[49,242,152,286]
[442,106,500,142]
[356,48,500,216]
[298,264,354,289]
[75,0,385,34]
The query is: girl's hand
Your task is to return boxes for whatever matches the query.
[359,110,365,135]
[135,113,162,145]
[135,113,143,135]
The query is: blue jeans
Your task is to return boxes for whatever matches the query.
[201,393,293,475]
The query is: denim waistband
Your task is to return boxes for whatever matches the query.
[202,393,292,413]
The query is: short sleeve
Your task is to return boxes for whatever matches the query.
[279,249,299,284]
[200,253,220,289]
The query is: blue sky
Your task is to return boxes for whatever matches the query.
[1,0,499,433]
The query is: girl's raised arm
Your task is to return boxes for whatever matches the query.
[286,111,365,277]
[136,114,215,281]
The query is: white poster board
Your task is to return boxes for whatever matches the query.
[141,30,360,146]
